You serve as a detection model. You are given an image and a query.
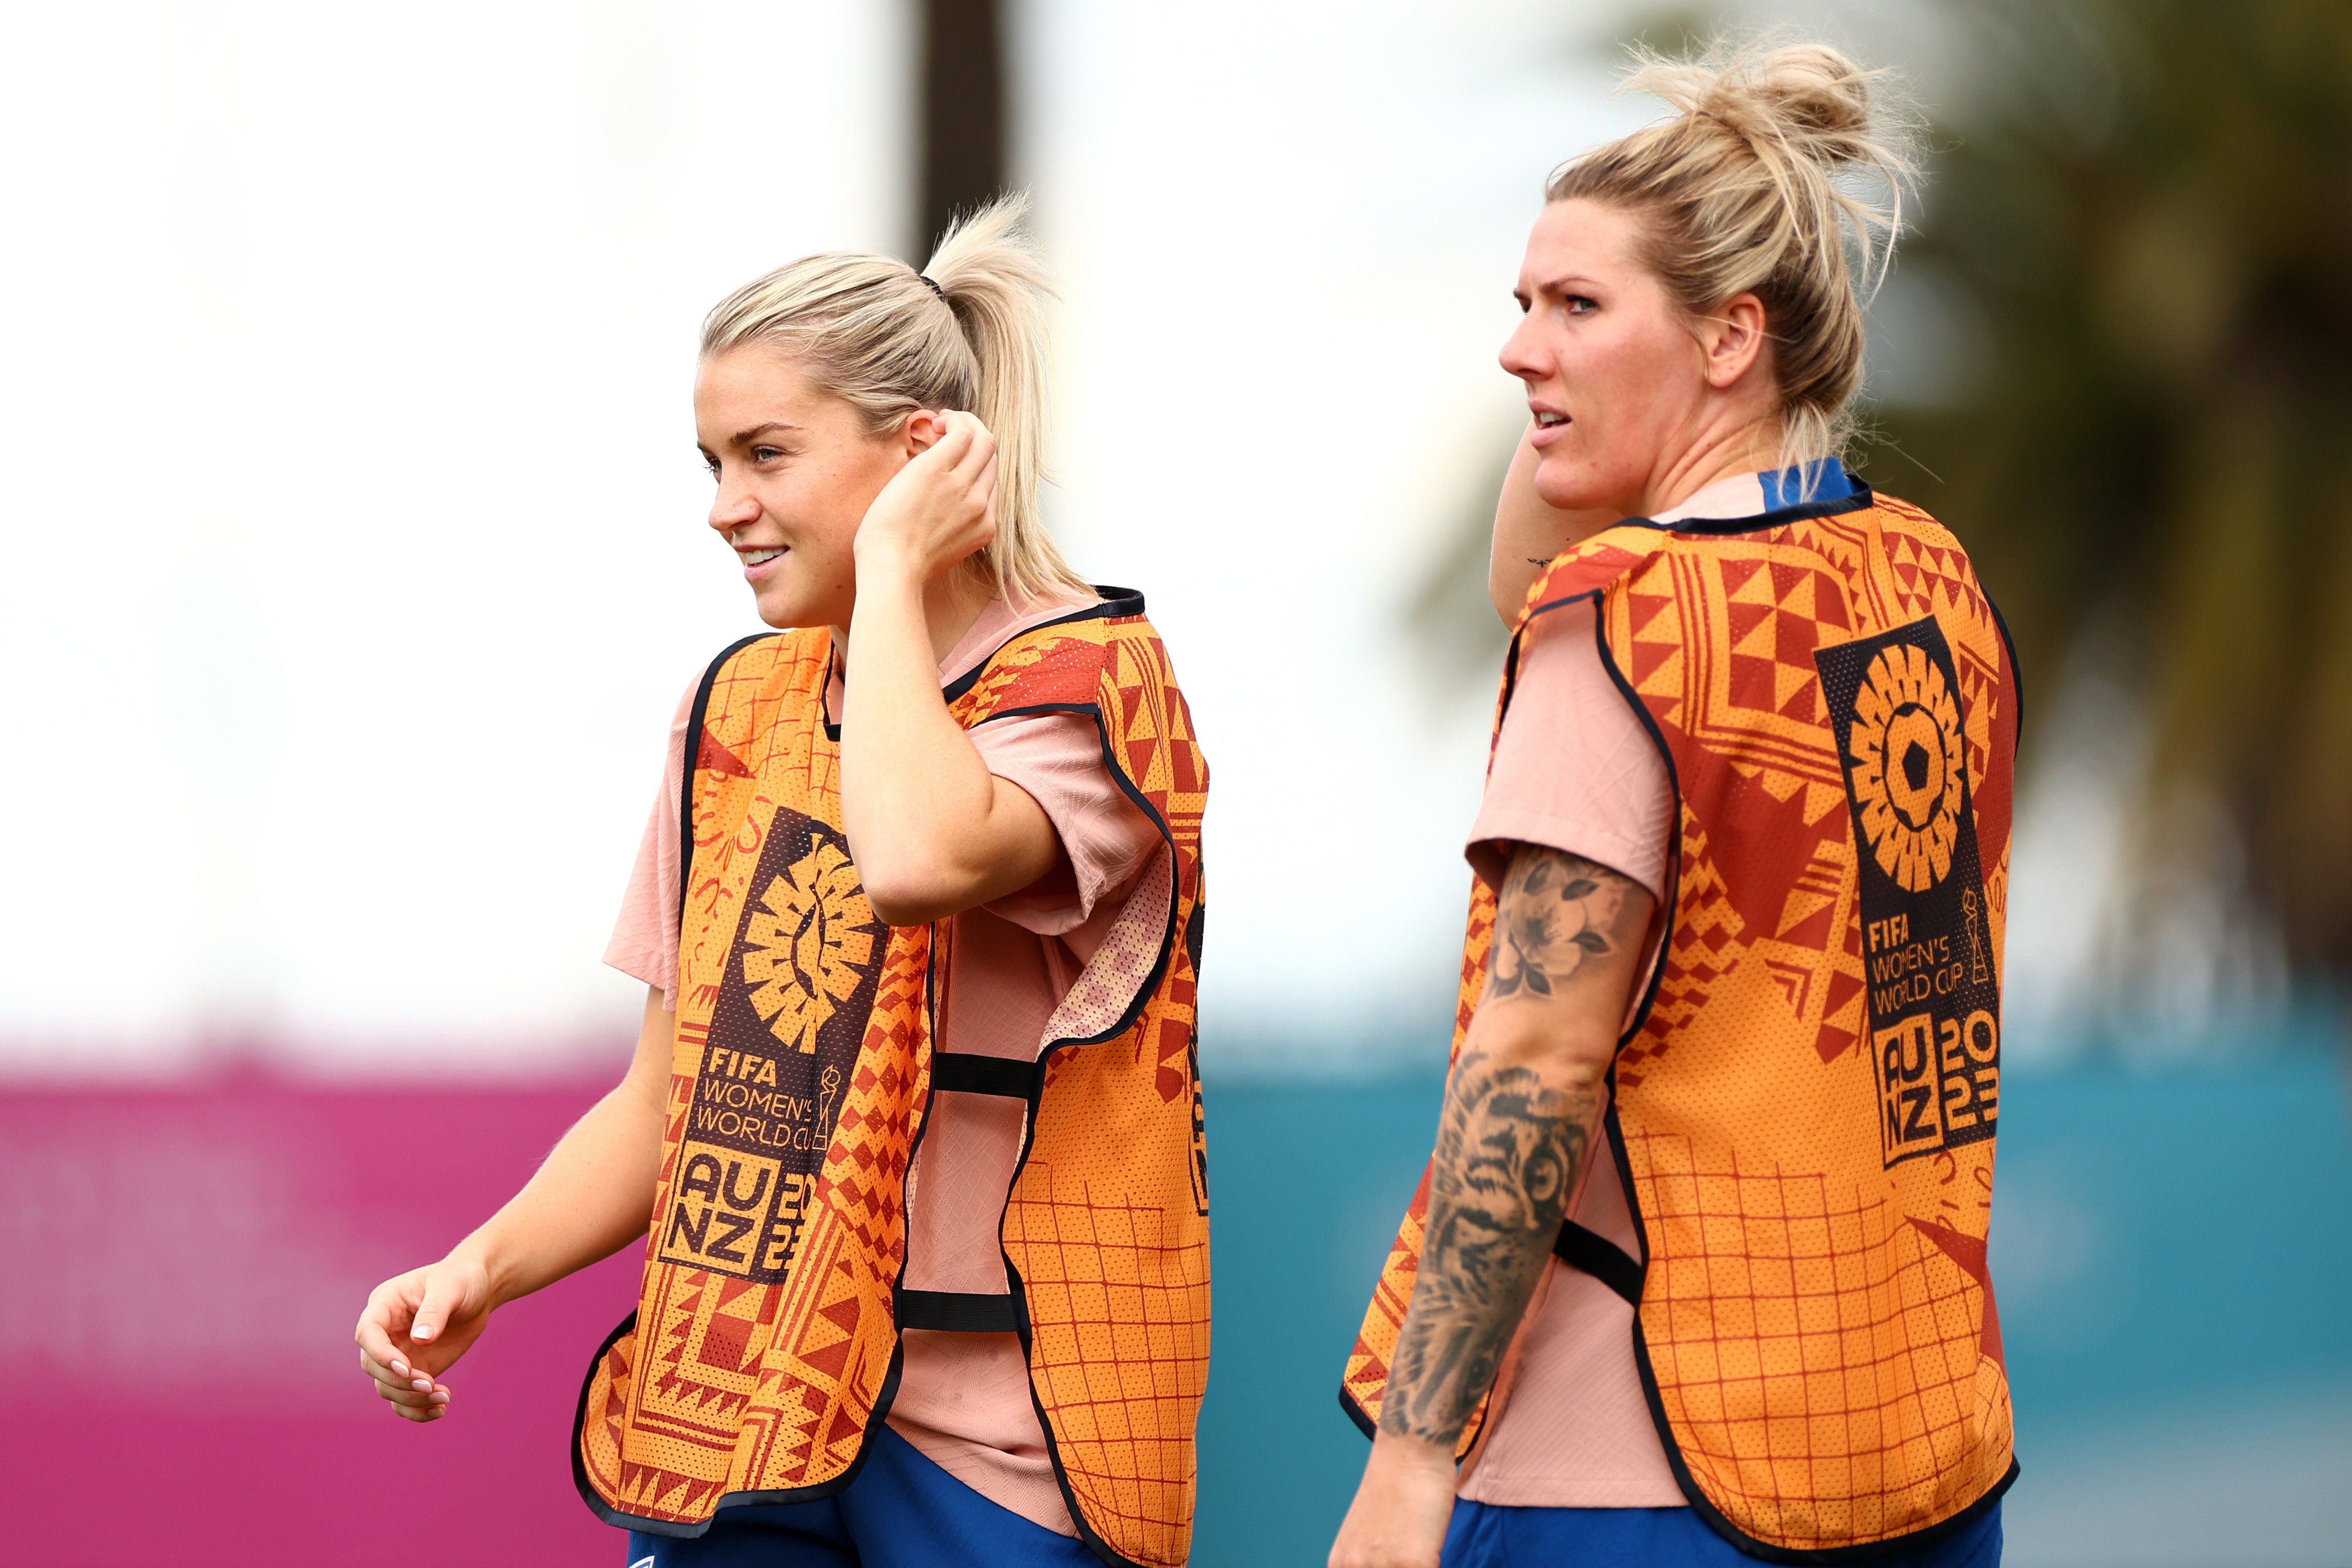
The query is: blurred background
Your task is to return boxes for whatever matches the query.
[2,1,2347,1562]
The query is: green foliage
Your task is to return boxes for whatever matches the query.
[1867,0,2352,970]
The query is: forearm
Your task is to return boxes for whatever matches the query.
[1379,842,1654,1447]
[446,1073,667,1307]
[1331,846,1651,1568]
[839,554,1055,923]
[1379,1031,1605,1445]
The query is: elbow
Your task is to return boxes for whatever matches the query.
[858,855,979,929]
[1478,1011,1618,1093]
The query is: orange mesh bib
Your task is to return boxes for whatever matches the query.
[576,592,1212,1567]
[1344,490,2021,1558]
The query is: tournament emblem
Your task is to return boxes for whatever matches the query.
[740,837,876,1053]
[1846,642,1967,892]
[1817,619,2001,1169]
[655,811,885,1282]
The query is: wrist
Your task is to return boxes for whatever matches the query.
[1367,1427,1458,1482]
[442,1233,512,1309]
[850,532,927,585]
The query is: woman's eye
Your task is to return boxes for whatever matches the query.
[1565,295,1599,316]
[751,445,785,463]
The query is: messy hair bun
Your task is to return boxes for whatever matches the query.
[1549,40,1919,467]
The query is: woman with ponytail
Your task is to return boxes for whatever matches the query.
[356,197,1212,1568]
[1333,42,2017,1568]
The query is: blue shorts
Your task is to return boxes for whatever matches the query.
[1441,1498,2001,1567]
[623,1425,1099,1568]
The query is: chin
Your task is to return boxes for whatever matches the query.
[1533,449,1628,517]
[751,586,819,631]
[1532,460,1596,513]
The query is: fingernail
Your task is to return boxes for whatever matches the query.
[414,1327,435,1341]
[390,1361,409,1378]
[411,1378,432,1392]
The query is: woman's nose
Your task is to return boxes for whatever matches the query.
[1498,314,1547,384]
[708,478,757,533]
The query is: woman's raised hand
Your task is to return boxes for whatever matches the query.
[353,1256,496,1422]
[855,410,1000,582]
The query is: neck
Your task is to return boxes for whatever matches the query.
[832,564,995,678]
[1636,412,1782,519]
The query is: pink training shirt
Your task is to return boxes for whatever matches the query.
[605,590,1161,1536]
[1455,470,1777,1509]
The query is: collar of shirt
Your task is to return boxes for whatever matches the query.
[1648,458,1863,526]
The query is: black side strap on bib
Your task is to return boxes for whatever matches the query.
[928,1052,1036,1098]
[897,1289,1023,1332]
[1553,1220,1643,1308]
[896,1053,1038,1334]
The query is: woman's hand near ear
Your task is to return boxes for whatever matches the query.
[855,410,1000,585]
[840,409,1062,927]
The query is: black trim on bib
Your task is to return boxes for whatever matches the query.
[1985,590,2025,738]
[1614,482,1877,538]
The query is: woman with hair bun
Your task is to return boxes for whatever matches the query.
[1334,42,2018,1568]
[355,196,1212,1568]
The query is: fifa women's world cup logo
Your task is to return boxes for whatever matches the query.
[660,812,887,1283]
[1816,619,2002,1170]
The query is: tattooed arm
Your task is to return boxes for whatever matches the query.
[1330,844,1656,1568]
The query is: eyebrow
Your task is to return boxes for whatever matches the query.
[1532,274,1602,297]
[727,421,800,447]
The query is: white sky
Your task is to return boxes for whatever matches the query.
[0,1,1710,1079]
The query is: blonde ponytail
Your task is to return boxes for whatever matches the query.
[699,192,1085,605]
[1549,40,1920,467]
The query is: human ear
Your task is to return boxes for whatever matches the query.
[1700,294,1769,389]
[901,409,948,455]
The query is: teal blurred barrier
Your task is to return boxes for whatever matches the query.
[1192,1049,2352,1568]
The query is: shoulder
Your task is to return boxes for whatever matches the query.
[1865,489,1970,555]
[958,587,1175,715]
[1522,526,1671,623]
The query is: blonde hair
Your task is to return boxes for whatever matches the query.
[700,193,1085,604]
[1549,40,1919,467]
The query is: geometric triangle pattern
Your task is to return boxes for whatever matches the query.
[1341,493,2023,1555]
[576,603,1210,1568]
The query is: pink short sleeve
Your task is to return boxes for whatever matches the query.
[603,676,696,1009]
[1469,598,1672,899]
[970,713,1160,956]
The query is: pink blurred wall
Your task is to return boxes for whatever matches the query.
[1,1077,644,1565]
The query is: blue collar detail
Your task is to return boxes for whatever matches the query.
[1758,458,1864,512]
